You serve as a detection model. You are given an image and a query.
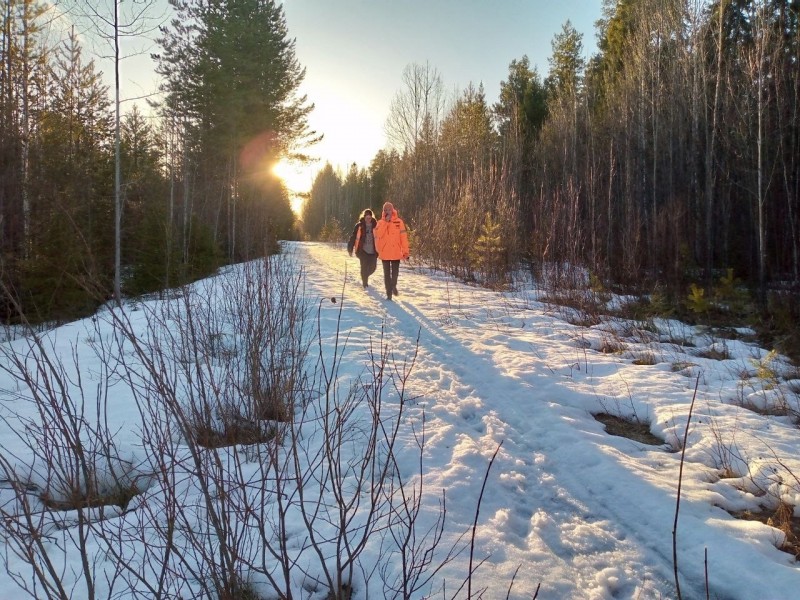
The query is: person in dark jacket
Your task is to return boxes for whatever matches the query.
[347,208,378,288]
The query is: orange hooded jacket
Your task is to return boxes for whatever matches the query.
[374,203,409,261]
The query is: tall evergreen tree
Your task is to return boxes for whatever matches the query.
[493,56,548,250]
[542,21,586,188]
[157,0,318,259]
[21,27,114,319]
[119,105,178,295]
[546,21,586,99]
[0,0,50,262]
[302,163,342,239]
[493,56,548,152]
[368,149,398,208]
[440,83,496,176]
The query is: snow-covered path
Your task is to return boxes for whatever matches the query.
[3,241,800,600]
[295,244,689,598]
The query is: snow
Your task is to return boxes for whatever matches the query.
[2,241,800,599]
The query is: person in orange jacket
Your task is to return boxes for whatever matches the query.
[374,201,409,301]
[346,208,378,288]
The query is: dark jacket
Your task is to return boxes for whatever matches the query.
[347,218,377,256]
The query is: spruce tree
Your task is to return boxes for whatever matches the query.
[303,163,342,240]
[21,27,114,320]
[157,0,319,259]
[472,211,507,287]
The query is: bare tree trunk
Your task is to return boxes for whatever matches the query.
[689,4,702,276]
[777,4,800,285]
[166,122,175,291]
[182,119,191,266]
[753,5,768,306]
[20,1,32,258]
[1,1,10,250]
[651,26,661,273]
[607,140,615,267]
[791,74,800,286]
[757,68,766,305]
[705,0,726,287]
[63,0,163,301]
[114,0,122,303]
[230,153,237,261]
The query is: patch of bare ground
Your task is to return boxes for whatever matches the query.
[593,413,665,446]
[728,502,800,561]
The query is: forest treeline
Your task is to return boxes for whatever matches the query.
[302,0,800,342]
[1,0,312,322]
[2,0,799,346]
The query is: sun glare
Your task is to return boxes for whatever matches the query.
[273,158,316,217]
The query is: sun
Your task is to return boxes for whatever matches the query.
[272,158,317,217]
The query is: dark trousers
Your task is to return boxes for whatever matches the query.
[359,252,377,285]
[382,260,400,297]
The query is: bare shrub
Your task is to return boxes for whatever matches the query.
[705,417,748,479]
[1,253,498,599]
[413,166,518,288]
[540,288,605,328]
[94,254,311,598]
[0,325,137,599]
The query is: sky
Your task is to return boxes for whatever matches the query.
[279,0,604,192]
[100,1,604,200]
[3,242,800,599]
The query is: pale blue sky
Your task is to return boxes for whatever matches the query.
[109,1,604,194]
[280,0,603,188]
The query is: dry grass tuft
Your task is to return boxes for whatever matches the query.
[734,399,788,417]
[599,339,627,354]
[632,352,658,366]
[192,416,278,449]
[717,467,740,480]
[729,502,800,560]
[696,347,732,361]
[671,361,699,372]
[40,480,141,511]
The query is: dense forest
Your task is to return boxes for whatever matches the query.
[302,0,800,351]
[1,0,313,322]
[2,0,799,352]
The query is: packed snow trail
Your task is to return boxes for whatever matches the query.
[293,241,800,599]
[294,242,686,599]
[3,242,799,599]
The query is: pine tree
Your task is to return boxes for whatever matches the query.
[157,0,319,260]
[319,217,345,244]
[368,149,398,208]
[472,211,507,287]
[493,56,548,149]
[493,56,548,243]
[546,21,586,99]
[19,27,114,320]
[302,163,342,239]
[440,83,496,176]
[0,0,51,262]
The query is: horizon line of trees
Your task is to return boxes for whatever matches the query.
[3,0,799,326]
[303,0,800,312]
[1,0,314,324]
